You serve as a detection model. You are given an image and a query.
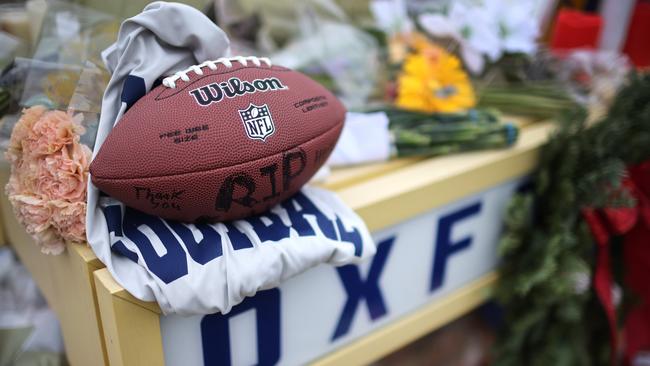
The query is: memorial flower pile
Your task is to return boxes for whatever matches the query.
[418,0,540,74]
[377,32,515,158]
[395,41,475,113]
[5,106,91,254]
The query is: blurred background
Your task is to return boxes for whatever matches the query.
[0,0,648,365]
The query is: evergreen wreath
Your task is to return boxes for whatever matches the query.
[493,73,650,366]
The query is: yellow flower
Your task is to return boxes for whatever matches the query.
[396,45,476,113]
[388,32,439,64]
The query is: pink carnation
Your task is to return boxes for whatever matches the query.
[23,110,85,157]
[37,142,91,202]
[6,175,21,197]
[6,106,47,163]
[8,158,40,195]
[50,200,86,243]
[33,228,66,255]
[5,106,91,255]
[9,194,52,235]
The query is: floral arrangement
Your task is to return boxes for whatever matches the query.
[354,27,516,159]
[373,32,517,158]
[370,0,579,121]
[418,0,540,74]
[394,33,475,113]
[370,0,540,75]
[5,106,91,255]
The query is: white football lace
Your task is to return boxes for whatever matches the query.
[162,56,272,89]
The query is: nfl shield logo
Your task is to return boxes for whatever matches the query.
[238,103,276,141]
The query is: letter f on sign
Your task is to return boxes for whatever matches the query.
[430,202,482,292]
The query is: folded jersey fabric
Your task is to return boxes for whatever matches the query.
[86,1,376,315]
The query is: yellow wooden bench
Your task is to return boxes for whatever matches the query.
[91,120,553,366]
[0,116,552,365]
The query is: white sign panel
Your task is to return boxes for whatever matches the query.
[160,177,527,365]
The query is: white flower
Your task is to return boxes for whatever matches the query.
[370,0,413,35]
[484,0,539,54]
[419,0,540,74]
[449,2,502,61]
[419,2,501,74]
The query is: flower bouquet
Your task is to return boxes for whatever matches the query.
[217,1,521,166]
[0,2,114,255]
[5,106,91,254]
[379,32,518,159]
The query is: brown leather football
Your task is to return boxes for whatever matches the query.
[90,56,345,223]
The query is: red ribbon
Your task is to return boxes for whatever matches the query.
[582,160,650,365]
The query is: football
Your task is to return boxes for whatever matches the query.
[90,56,345,222]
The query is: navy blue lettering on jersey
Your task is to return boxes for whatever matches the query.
[121,207,189,284]
[225,223,254,250]
[248,212,291,242]
[331,237,395,340]
[201,289,281,366]
[282,192,338,240]
[102,204,139,262]
[166,222,223,265]
[102,205,191,283]
[99,191,365,283]
[430,202,482,292]
[335,216,363,257]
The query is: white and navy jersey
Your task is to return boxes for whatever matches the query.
[92,187,375,314]
[85,2,375,315]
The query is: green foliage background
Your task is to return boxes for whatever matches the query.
[494,74,650,366]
